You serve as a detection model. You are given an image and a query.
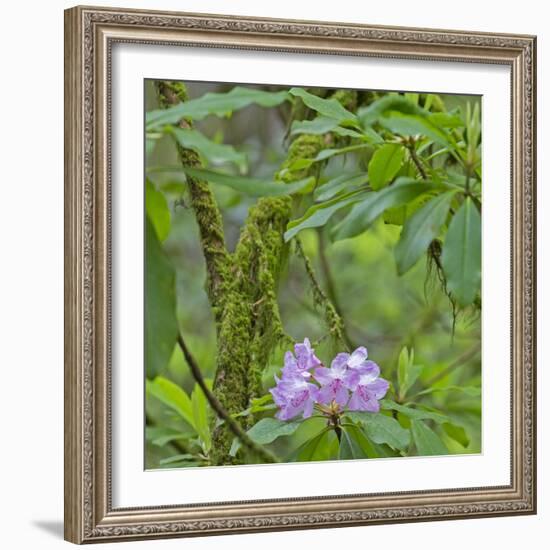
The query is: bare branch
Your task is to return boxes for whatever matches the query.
[295,239,350,350]
[177,333,280,464]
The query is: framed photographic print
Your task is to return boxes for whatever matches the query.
[64,5,537,544]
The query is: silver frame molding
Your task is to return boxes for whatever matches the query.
[64,5,537,544]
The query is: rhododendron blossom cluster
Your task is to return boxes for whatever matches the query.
[270,338,390,421]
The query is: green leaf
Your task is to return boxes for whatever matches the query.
[233,404,277,419]
[179,166,314,197]
[291,117,365,139]
[251,394,273,407]
[405,92,420,105]
[315,173,369,202]
[397,346,409,395]
[381,401,449,424]
[380,113,453,148]
[146,136,158,157]
[289,88,358,124]
[343,424,398,458]
[145,179,171,242]
[229,437,241,457]
[146,377,194,427]
[291,158,315,170]
[145,217,178,378]
[313,143,370,162]
[192,382,212,451]
[230,418,304,459]
[246,417,302,445]
[149,428,194,447]
[232,394,276,419]
[146,87,290,128]
[358,95,425,127]
[368,144,405,190]
[383,188,441,227]
[339,428,368,460]
[284,190,365,242]
[411,420,448,456]
[333,178,434,240]
[290,117,340,135]
[169,127,247,172]
[423,94,446,113]
[146,427,192,447]
[395,190,457,275]
[441,197,481,306]
[159,181,186,196]
[414,385,481,398]
[331,126,368,139]
[429,112,464,129]
[404,366,423,391]
[397,347,422,400]
[289,428,333,462]
[159,454,196,466]
[346,412,410,450]
[465,102,482,162]
[443,423,470,447]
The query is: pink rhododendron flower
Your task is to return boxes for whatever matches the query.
[270,340,389,420]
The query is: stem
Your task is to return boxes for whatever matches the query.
[329,412,343,443]
[177,333,280,464]
[407,143,428,180]
[334,424,342,443]
[295,239,349,350]
[423,344,481,388]
[317,228,354,349]
[463,163,483,213]
[464,169,471,194]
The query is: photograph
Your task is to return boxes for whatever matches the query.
[61,5,537,543]
[144,79,482,469]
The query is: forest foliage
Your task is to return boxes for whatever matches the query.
[144,80,482,468]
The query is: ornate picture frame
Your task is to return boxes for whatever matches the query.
[64,5,536,544]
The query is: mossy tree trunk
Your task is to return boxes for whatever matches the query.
[156,81,352,464]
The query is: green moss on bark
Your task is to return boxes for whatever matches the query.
[278,134,325,183]
[210,123,328,463]
[156,81,230,315]
[210,196,292,463]
[330,89,358,112]
[155,81,354,464]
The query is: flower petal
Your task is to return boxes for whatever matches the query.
[302,399,315,418]
[347,346,368,368]
[357,361,380,384]
[295,338,321,370]
[313,366,333,384]
[335,385,350,407]
[307,383,320,400]
[366,377,390,399]
[348,391,362,411]
[318,384,334,405]
[343,368,361,390]
[284,351,297,370]
[361,395,380,413]
[331,352,350,371]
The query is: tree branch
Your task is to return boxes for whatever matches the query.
[155,81,230,312]
[407,143,428,180]
[423,344,480,388]
[177,333,280,464]
[295,239,350,350]
[316,228,354,349]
